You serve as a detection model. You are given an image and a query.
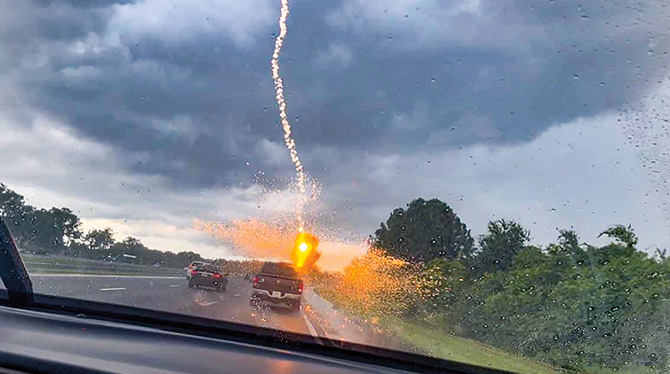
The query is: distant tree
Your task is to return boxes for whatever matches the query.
[599,224,638,248]
[473,219,530,275]
[26,209,60,253]
[557,229,579,250]
[0,183,27,219]
[0,185,83,254]
[0,182,211,268]
[109,237,148,263]
[551,228,588,265]
[84,228,115,255]
[0,183,35,245]
[372,198,474,262]
[50,207,82,246]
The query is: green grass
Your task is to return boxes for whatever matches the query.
[315,289,561,373]
[390,319,561,374]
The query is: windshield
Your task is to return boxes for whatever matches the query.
[1,1,669,373]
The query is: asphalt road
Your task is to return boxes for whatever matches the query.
[29,275,319,338]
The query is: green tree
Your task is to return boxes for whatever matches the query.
[372,198,474,262]
[26,209,61,253]
[0,183,27,220]
[50,207,82,246]
[0,183,35,245]
[108,237,148,263]
[84,228,115,256]
[557,228,579,249]
[550,229,587,265]
[598,224,638,247]
[472,219,530,275]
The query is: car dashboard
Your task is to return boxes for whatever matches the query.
[0,304,407,374]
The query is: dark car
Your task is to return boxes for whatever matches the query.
[250,262,303,312]
[188,264,227,291]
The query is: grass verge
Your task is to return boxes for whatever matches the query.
[316,289,562,373]
[385,319,561,374]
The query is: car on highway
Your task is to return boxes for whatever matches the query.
[185,261,208,279]
[250,262,303,312]
[188,263,228,291]
[0,219,480,374]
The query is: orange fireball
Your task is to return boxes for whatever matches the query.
[291,232,320,273]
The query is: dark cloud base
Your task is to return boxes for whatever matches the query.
[4,0,670,189]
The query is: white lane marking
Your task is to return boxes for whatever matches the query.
[234,293,241,297]
[301,309,323,344]
[31,274,182,279]
[168,285,181,288]
[99,287,126,292]
[199,301,217,307]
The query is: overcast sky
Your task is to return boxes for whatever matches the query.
[2,0,670,259]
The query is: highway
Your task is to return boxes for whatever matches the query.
[29,275,321,338]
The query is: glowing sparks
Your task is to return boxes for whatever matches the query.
[271,0,306,232]
[312,250,426,318]
[291,231,320,271]
[194,218,296,260]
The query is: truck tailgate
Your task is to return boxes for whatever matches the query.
[254,274,301,294]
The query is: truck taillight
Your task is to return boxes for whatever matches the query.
[214,273,222,279]
[252,276,259,287]
[191,270,197,275]
[298,281,303,294]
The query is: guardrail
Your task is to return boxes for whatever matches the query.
[22,257,183,277]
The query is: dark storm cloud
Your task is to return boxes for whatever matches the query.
[3,0,669,188]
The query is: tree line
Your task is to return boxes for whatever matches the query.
[0,183,206,268]
[323,198,670,373]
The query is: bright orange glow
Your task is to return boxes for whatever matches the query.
[194,218,295,260]
[195,217,369,272]
[291,232,319,272]
[312,250,425,318]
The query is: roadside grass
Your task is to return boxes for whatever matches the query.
[317,289,562,373]
[386,319,562,374]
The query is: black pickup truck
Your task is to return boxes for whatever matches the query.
[250,262,303,312]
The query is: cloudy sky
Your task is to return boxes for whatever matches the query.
[2,0,670,259]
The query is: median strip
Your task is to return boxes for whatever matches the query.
[30,274,182,279]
